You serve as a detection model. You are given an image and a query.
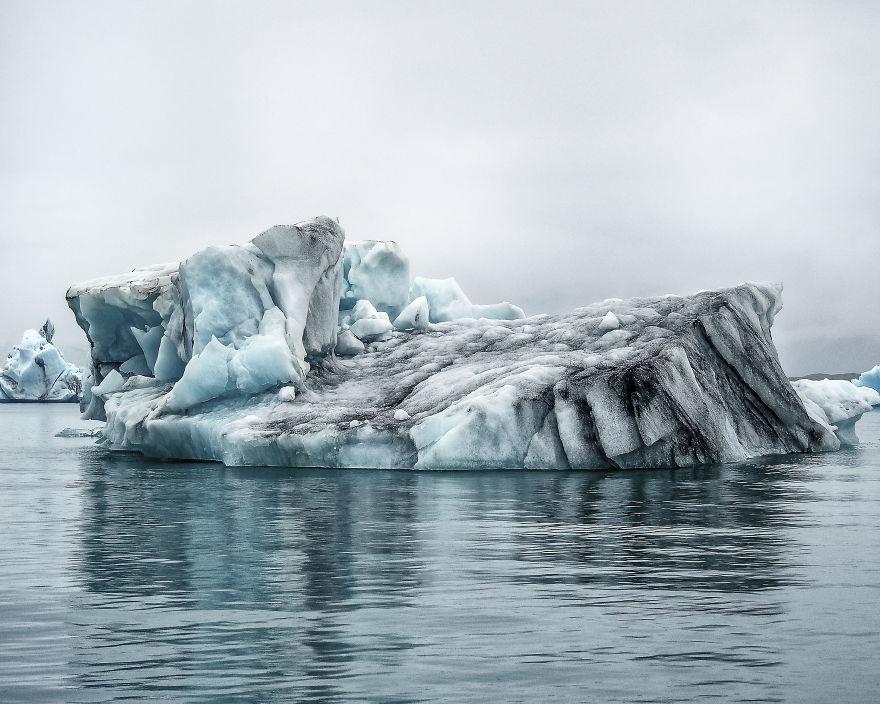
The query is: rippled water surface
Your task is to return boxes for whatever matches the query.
[2,405,880,702]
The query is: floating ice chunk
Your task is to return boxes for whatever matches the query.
[792,379,880,423]
[853,365,880,394]
[792,378,880,445]
[336,329,365,356]
[393,409,411,421]
[55,427,102,438]
[393,296,430,331]
[598,311,620,333]
[349,419,362,428]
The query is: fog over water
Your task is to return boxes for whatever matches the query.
[2,1,879,375]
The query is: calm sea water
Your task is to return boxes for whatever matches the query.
[1,404,879,703]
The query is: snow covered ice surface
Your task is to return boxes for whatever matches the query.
[791,378,880,445]
[0,320,82,402]
[67,217,842,470]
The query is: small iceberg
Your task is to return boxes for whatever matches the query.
[55,427,102,438]
[791,378,880,445]
[1,320,82,402]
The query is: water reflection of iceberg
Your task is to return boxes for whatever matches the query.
[468,461,814,596]
[70,447,815,701]
[71,449,427,701]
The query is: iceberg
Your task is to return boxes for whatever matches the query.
[1,320,82,402]
[55,427,102,438]
[67,217,840,470]
[791,378,880,445]
[853,365,880,395]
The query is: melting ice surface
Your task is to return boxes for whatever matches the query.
[66,216,872,469]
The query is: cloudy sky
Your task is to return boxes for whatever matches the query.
[2,0,878,374]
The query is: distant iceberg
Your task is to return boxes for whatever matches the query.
[66,216,841,469]
[1,320,82,402]
[853,365,880,395]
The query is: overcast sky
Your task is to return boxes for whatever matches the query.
[2,0,878,375]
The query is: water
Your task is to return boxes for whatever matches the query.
[2,405,880,703]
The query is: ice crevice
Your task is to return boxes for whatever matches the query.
[65,216,863,469]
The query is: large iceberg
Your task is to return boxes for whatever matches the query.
[1,320,82,402]
[67,218,841,469]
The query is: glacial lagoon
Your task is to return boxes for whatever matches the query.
[2,403,880,703]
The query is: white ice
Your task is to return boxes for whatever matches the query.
[0,321,82,402]
[409,277,525,323]
[791,378,880,445]
[334,242,523,349]
[335,329,366,356]
[393,296,430,331]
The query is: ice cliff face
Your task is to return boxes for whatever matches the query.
[68,217,346,420]
[67,218,839,469]
[1,320,82,402]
